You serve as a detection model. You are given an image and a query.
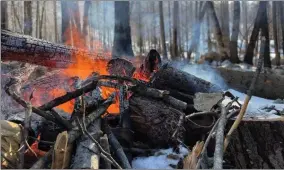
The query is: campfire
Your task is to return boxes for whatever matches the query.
[2,28,283,169]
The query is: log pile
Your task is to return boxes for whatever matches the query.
[1,30,284,169]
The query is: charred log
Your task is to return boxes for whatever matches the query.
[151,65,223,97]
[129,95,185,147]
[1,29,107,68]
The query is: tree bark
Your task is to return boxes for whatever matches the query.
[216,67,284,99]
[159,1,167,59]
[39,1,46,39]
[273,2,280,66]
[229,1,241,63]
[172,1,179,59]
[137,1,143,55]
[1,1,8,29]
[225,121,284,169]
[280,2,284,57]
[244,2,265,65]
[222,1,230,52]
[24,1,32,35]
[112,1,134,58]
[207,1,228,60]
[260,2,271,68]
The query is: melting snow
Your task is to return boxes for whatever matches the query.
[132,145,189,169]
[222,89,284,120]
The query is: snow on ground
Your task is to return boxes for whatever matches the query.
[132,145,189,169]
[222,89,284,120]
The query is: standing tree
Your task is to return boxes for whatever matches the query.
[1,1,8,29]
[243,2,264,65]
[112,1,134,58]
[61,1,72,43]
[188,2,207,60]
[280,2,284,58]
[83,1,91,47]
[24,1,32,35]
[207,1,228,59]
[137,2,143,55]
[53,1,58,42]
[172,1,179,59]
[222,1,230,51]
[260,2,271,68]
[272,1,280,66]
[229,1,241,63]
[159,1,167,59]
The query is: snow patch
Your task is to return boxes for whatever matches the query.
[222,89,284,120]
[132,145,189,169]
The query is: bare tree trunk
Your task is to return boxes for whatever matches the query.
[207,12,212,52]
[61,1,72,43]
[159,1,167,59]
[243,1,248,49]
[168,2,172,57]
[1,1,8,29]
[172,1,179,59]
[24,1,32,35]
[244,2,264,65]
[83,1,91,47]
[280,2,284,58]
[137,2,143,55]
[260,2,271,68]
[36,2,40,38]
[151,2,157,49]
[229,1,241,63]
[188,2,207,60]
[207,1,228,59]
[272,2,280,66]
[222,1,230,52]
[39,1,46,39]
[72,1,81,33]
[11,2,23,33]
[53,1,58,42]
[112,1,134,58]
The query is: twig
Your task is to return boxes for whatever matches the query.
[223,36,265,152]
[186,111,219,119]
[172,113,185,138]
[187,117,216,128]
[28,136,55,145]
[213,106,227,169]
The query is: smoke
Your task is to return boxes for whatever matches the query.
[171,61,228,90]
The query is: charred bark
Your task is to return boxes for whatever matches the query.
[225,121,284,169]
[112,1,134,58]
[151,65,223,97]
[1,29,107,68]
[172,1,179,59]
[273,2,280,66]
[129,95,184,147]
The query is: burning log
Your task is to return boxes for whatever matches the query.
[151,65,223,103]
[30,95,114,168]
[1,29,107,68]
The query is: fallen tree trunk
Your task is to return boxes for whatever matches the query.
[225,120,284,169]
[1,29,107,68]
[151,65,223,103]
[216,67,284,99]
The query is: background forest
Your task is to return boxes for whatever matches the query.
[1,1,284,66]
